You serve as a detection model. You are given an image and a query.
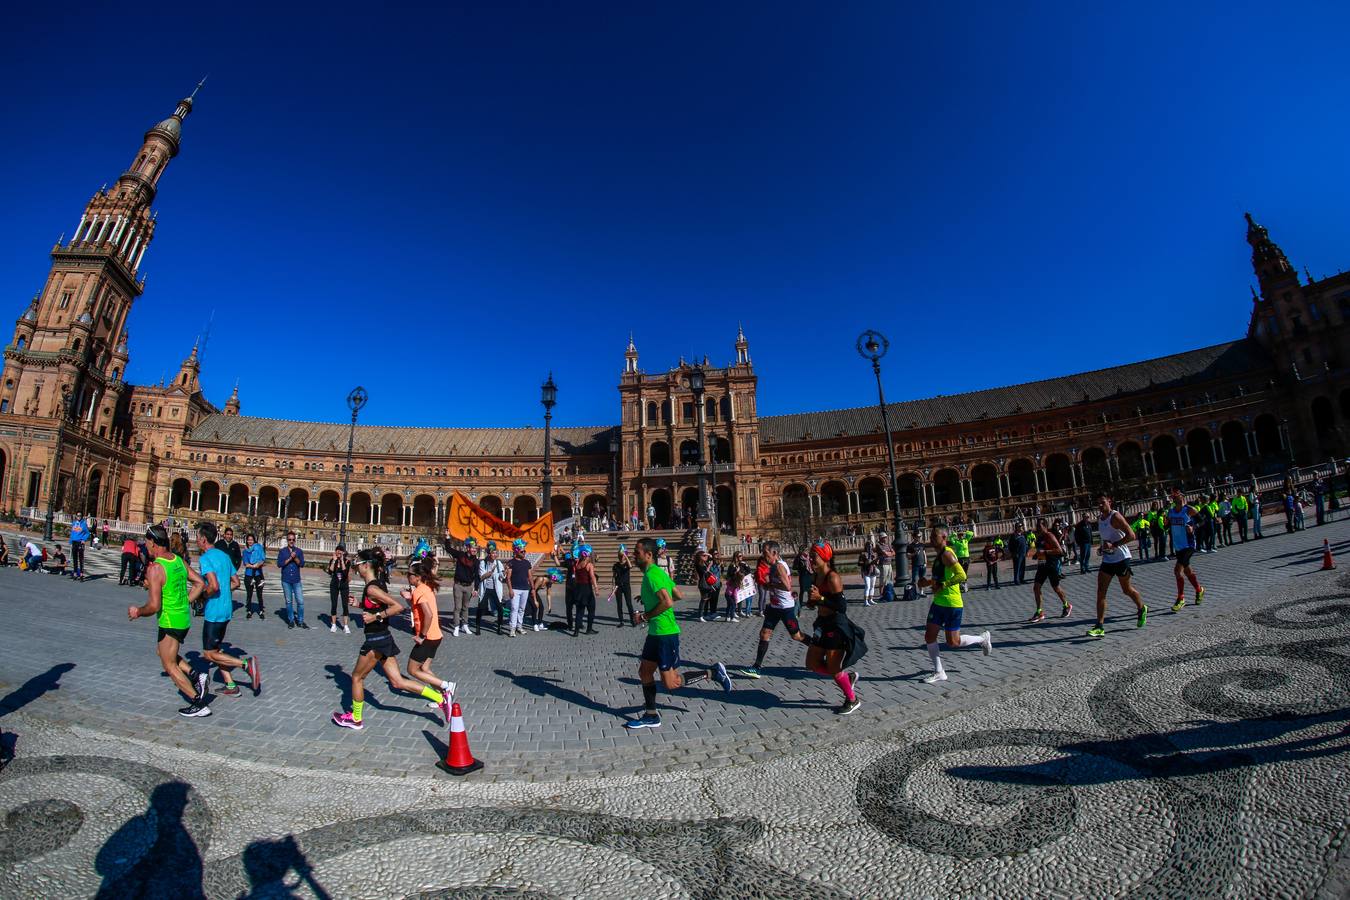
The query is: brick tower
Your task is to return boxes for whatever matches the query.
[0,85,202,519]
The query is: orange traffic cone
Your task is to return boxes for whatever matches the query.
[1322,539,1336,570]
[436,702,484,776]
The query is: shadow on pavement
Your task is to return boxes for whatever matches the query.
[239,833,333,899]
[0,662,75,717]
[322,664,437,722]
[95,781,204,900]
[948,706,1350,788]
[494,669,629,717]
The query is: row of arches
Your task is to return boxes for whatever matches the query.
[643,485,737,530]
[167,479,602,526]
[644,396,733,426]
[777,415,1284,516]
[647,437,733,468]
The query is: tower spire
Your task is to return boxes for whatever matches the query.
[623,332,639,374]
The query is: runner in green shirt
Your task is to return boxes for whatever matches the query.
[624,537,733,729]
[128,525,211,718]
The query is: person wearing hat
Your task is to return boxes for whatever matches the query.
[447,536,480,637]
[477,541,505,635]
[573,544,598,635]
[613,545,635,626]
[504,538,536,635]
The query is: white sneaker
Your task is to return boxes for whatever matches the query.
[982,630,992,656]
[330,623,337,633]
[923,671,948,684]
[535,623,544,632]
[343,624,351,634]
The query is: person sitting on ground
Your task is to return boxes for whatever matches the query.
[23,539,43,572]
[49,544,67,575]
[0,541,8,567]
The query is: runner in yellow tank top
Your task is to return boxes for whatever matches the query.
[917,525,992,684]
[128,525,212,717]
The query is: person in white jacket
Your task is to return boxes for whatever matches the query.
[477,542,506,635]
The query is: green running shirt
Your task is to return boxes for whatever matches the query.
[155,554,190,630]
[641,564,680,636]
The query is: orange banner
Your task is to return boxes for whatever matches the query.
[446,491,554,553]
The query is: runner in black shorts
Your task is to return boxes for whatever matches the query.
[401,558,456,714]
[332,548,450,731]
[1087,493,1147,638]
[1167,487,1206,611]
[1028,518,1071,623]
[738,541,804,679]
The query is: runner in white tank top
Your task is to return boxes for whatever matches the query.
[1089,493,1146,639]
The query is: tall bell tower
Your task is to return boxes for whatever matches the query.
[0,85,201,517]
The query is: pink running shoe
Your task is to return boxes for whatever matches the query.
[332,711,364,731]
[437,696,452,727]
[247,656,261,694]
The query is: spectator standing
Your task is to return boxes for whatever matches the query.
[858,541,880,606]
[119,534,139,585]
[877,532,895,596]
[242,532,266,619]
[216,526,243,572]
[982,540,1001,589]
[277,531,307,629]
[1073,517,1093,575]
[909,539,928,598]
[1008,523,1028,585]
[68,513,89,581]
[327,545,351,633]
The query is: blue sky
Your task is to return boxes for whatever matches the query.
[3,3,1348,428]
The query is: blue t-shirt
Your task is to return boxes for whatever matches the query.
[199,547,236,622]
[1167,507,1194,551]
[69,519,89,543]
[243,542,265,575]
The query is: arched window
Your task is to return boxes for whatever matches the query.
[646,401,658,425]
[719,396,731,420]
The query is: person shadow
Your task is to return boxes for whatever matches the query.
[322,664,438,723]
[238,834,332,899]
[95,781,204,899]
[494,669,630,717]
[0,662,75,717]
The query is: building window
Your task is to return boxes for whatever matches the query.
[683,402,695,422]
[1310,302,1321,321]
[60,291,72,310]
[749,488,758,517]
[0,400,7,413]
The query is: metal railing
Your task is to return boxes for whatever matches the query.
[642,462,736,477]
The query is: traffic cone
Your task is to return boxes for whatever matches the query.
[1322,539,1336,570]
[436,703,484,776]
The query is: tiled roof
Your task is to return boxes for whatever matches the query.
[758,340,1270,444]
[186,415,617,458]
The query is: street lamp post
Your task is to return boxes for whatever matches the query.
[687,365,710,523]
[338,386,368,548]
[857,330,910,587]
[541,373,557,519]
[43,385,74,541]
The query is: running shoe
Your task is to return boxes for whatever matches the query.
[738,667,762,679]
[981,631,993,656]
[343,624,351,634]
[624,714,661,730]
[300,622,310,630]
[713,662,733,692]
[1172,596,1186,612]
[837,698,862,715]
[330,622,337,633]
[922,671,948,684]
[179,703,212,718]
[1195,586,1205,605]
[219,684,241,697]
[194,672,209,701]
[1060,603,1072,619]
[1137,604,1148,628]
[1086,625,1106,638]
[1027,611,1046,624]
[332,711,363,730]
[437,695,452,727]
[247,656,261,694]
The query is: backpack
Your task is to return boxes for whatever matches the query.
[880,582,895,603]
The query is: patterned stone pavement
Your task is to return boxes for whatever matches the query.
[1,520,1348,897]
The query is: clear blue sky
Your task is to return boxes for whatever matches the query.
[3,3,1348,429]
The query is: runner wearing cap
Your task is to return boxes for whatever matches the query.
[624,537,733,730]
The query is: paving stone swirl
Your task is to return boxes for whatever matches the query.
[1250,592,1350,631]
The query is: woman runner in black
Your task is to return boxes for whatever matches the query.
[332,548,450,731]
[805,541,864,715]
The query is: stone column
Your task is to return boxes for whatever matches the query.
[372,503,381,525]
[190,490,199,511]
[1146,451,1156,476]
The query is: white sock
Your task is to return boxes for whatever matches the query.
[926,642,945,675]
[958,634,983,648]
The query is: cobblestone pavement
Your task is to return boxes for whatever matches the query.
[1,521,1348,897]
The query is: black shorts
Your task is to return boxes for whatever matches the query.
[1099,560,1133,578]
[763,607,801,635]
[359,634,400,658]
[202,620,229,651]
[958,557,971,572]
[1175,548,1195,567]
[1034,561,1063,588]
[409,637,442,663]
[157,626,189,645]
[640,633,680,671]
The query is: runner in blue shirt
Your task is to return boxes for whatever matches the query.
[195,521,261,697]
[1166,488,1205,612]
